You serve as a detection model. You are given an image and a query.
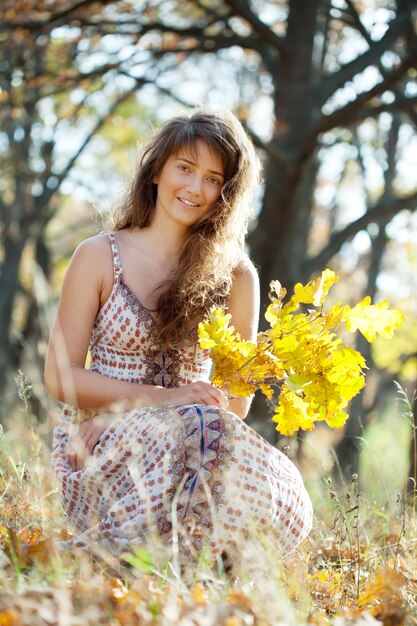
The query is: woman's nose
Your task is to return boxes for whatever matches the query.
[186,174,203,194]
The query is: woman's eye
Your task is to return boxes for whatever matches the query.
[178,164,190,172]
[208,177,220,185]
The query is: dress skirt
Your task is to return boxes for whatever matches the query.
[52,403,313,558]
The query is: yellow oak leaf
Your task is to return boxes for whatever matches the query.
[290,269,339,308]
[344,297,404,342]
[325,302,350,330]
[259,383,274,399]
[273,387,315,436]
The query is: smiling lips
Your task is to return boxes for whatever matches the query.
[177,196,200,208]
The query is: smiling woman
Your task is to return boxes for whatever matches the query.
[44,109,313,565]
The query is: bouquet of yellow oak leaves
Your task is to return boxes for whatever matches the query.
[198,269,404,437]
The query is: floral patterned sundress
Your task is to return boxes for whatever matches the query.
[52,232,313,558]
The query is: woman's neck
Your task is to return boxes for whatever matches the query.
[127,222,188,265]
[142,214,189,261]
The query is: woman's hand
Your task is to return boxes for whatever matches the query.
[67,382,227,470]
[157,380,228,409]
[67,413,115,472]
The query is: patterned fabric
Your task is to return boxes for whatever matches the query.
[52,232,313,557]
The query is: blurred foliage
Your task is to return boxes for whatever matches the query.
[0,0,416,476]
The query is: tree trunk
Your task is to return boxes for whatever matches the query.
[333,224,389,480]
[247,0,321,431]
[250,0,321,302]
[0,232,28,410]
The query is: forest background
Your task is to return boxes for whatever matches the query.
[1,0,416,485]
[1,1,417,623]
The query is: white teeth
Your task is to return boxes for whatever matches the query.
[179,197,199,207]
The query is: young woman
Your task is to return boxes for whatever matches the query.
[45,110,312,560]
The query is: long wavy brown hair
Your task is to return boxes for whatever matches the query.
[108,109,261,347]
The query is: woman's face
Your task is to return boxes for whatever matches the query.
[153,139,225,229]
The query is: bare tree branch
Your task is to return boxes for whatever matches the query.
[58,86,141,178]
[223,0,285,53]
[242,127,286,163]
[403,104,417,129]
[318,2,332,72]
[43,0,114,26]
[24,63,121,99]
[320,10,410,104]
[74,14,224,35]
[351,130,371,207]
[147,34,264,58]
[306,190,417,274]
[33,80,149,220]
[343,0,371,40]
[2,11,224,39]
[314,46,417,135]
[0,0,116,31]
[338,0,417,128]
[0,195,7,222]
[345,95,417,125]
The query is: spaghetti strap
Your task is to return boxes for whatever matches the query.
[103,231,123,281]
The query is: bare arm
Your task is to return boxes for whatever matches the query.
[224,259,260,419]
[44,235,147,410]
[44,236,227,413]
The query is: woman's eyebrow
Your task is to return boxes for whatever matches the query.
[176,156,224,178]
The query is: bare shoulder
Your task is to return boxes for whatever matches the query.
[62,233,114,303]
[72,233,112,263]
[227,256,260,340]
[68,233,113,279]
[230,256,260,297]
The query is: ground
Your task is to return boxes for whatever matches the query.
[0,419,416,626]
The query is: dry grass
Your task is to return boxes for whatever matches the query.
[1,409,417,626]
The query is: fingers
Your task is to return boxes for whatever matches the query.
[67,417,111,471]
[204,385,228,409]
[67,424,91,471]
[79,422,95,452]
[192,381,228,409]
[68,439,94,472]
[67,436,86,472]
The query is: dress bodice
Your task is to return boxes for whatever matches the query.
[88,232,212,388]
